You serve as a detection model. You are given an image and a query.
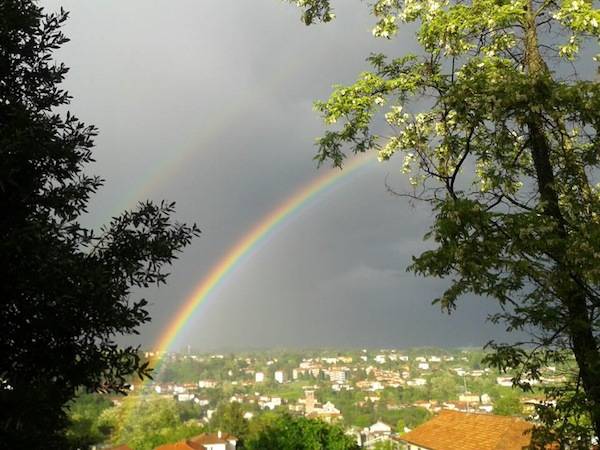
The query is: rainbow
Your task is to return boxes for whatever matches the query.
[152,153,374,357]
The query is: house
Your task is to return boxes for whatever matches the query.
[259,396,282,410]
[274,370,284,383]
[326,368,347,384]
[497,376,514,387]
[407,378,427,387]
[360,421,400,449]
[412,400,437,412]
[368,420,392,435]
[452,368,467,377]
[321,357,338,364]
[304,394,342,423]
[458,393,481,404]
[198,380,218,389]
[442,400,473,412]
[155,432,237,450]
[399,410,532,450]
[176,393,195,402]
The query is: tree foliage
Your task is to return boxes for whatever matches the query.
[0,1,199,447]
[493,390,525,416]
[288,0,600,446]
[245,412,359,450]
[98,396,203,450]
[65,393,114,449]
[208,401,250,444]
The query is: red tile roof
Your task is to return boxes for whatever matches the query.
[154,441,199,450]
[154,432,238,450]
[189,432,237,445]
[399,410,532,450]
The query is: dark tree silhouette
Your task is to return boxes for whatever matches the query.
[0,2,199,448]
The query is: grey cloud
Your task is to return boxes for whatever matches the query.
[42,0,517,351]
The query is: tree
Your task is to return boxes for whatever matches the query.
[396,418,406,434]
[0,2,199,448]
[245,412,359,450]
[98,396,203,450]
[65,393,114,449]
[428,372,460,402]
[371,442,396,450]
[288,0,600,446]
[209,401,250,444]
[493,391,524,416]
[396,407,431,429]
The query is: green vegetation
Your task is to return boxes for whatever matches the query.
[98,396,203,450]
[288,0,600,445]
[493,391,524,416]
[65,394,113,449]
[65,347,554,449]
[208,402,250,445]
[245,412,359,450]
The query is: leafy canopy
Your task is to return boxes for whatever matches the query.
[245,411,359,450]
[0,1,199,447]
[98,395,204,450]
[289,0,600,446]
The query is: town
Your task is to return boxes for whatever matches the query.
[75,347,572,449]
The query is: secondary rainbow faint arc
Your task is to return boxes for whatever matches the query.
[153,153,374,354]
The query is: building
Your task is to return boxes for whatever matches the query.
[304,390,317,414]
[406,378,427,387]
[301,390,342,423]
[361,420,396,448]
[307,400,342,424]
[458,393,481,404]
[155,432,237,450]
[326,368,347,384]
[399,410,533,450]
[255,372,264,383]
[274,370,284,383]
[259,396,282,410]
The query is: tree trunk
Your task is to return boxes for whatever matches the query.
[524,1,600,438]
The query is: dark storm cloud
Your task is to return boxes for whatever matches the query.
[44,0,517,350]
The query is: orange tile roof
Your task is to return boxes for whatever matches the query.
[154,441,198,450]
[399,410,532,450]
[189,432,237,445]
[154,433,238,450]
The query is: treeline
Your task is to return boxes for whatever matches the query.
[65,394,359,450]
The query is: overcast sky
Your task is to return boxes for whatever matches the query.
[44,0,517,352]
